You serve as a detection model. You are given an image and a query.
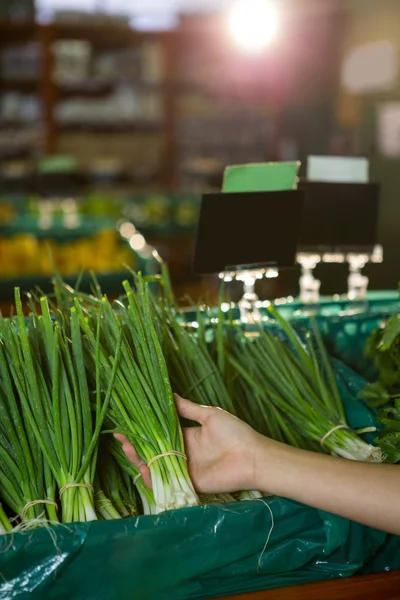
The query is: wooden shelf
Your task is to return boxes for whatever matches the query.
[0,11,346,189]
[0,22,177,187]
[57,121,162,134]
[1,121,43,129]
[51,23,170,47]
[56,80,164,98]
[2,77,39,92]
[219,571,400,600]
[0,21,37,44]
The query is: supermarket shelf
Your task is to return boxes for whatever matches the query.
[51,23,171,47]
[1,121,43,129]
[1,78,165,99]
[56,81,114,98]
[0,215,118,239]
[56,80,165,97]
[2,77,39,92]
[57,121,163,134]
[0,22,176,183]
[0,21,37,44]
[0,271,133,302]
[0,171,161,190]
[0,21,168,46]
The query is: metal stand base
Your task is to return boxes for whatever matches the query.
[219,267,278,324]
[347,246,383,301]
[297,254,321,304]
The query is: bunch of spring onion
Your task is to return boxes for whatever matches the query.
[40,278,156,516]
[0,311,58,529]
[72,275,198,513]
[0,331,55,531]
[1,290,121,524]
[228,307,383,463]
[27,273,193,515]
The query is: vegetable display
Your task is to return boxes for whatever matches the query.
[362,313,400,464]
[0,269,384,531]
[227,308,382,462]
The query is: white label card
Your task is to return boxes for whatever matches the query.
[307,156,369,184]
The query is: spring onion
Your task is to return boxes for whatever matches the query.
[228,307,383,462]
[73,275,198,513]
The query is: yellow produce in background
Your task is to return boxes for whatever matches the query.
[0,201,14,225]
[0,230,136,279]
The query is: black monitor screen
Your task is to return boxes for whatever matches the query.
[193,190,304,275]
[297,181,380,252]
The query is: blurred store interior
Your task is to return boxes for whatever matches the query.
[1,0,400,312]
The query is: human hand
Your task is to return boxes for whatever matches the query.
[114,394,263,494]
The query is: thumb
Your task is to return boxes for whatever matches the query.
[174,394,212,424]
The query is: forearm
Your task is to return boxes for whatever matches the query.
[253,436,400,535]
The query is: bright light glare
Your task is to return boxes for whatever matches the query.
[229,0,279,52]
[129,234,146,251]
[265,268,279,279]
[119,222,136,239]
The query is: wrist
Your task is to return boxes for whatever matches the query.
[250,435,295,495]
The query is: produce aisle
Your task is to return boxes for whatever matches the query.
[2,3,400,599]
[1,275,400,598]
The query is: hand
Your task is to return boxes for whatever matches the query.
[119,395,400,534]
[114,394,263,494]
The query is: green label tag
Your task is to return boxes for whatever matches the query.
[38,155,77,174]
[222,162,300,193]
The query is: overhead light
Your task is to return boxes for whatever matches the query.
[229,0,279,52]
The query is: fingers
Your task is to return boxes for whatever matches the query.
[114,434,153,490]
[113,433,146,469]
[174,394,213,424]
[122,442,144,468]
[138,465,153,490]
[114,433,129,444]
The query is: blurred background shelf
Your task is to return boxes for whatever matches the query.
[2,1,400,297]
[56,122,163,133]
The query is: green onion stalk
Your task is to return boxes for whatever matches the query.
[228,338,322,453]
[0,316,58,527]
[154,268,236,414]
[0,504,12,534]
[157,280,264,500]
[161,306,236,415]
[97,440,137,517]
[93,478,121,521]
[118,467,140,516]
[8,290,120,523]
[229,308,383,463]
[74,276,198,513]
